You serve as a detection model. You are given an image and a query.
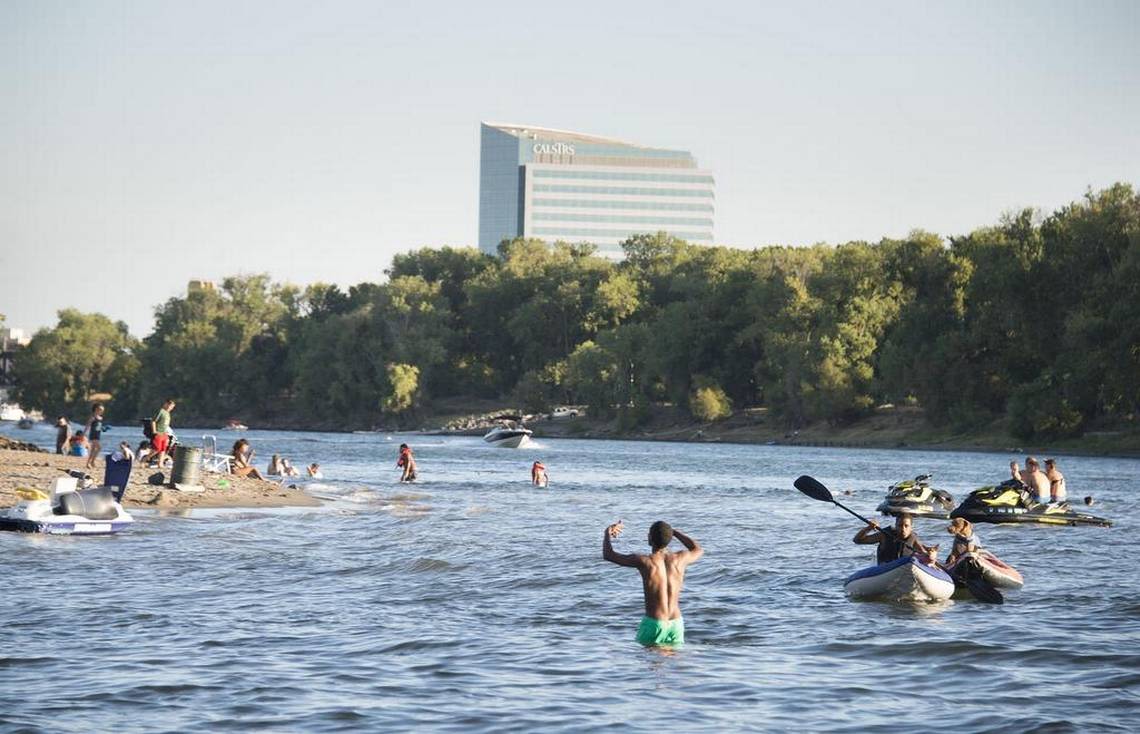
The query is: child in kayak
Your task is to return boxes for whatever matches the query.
[943,517,979,567]
[854,513,936,565]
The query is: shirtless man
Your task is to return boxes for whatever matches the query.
[1023,457,1051,503]
[603,520,703,647]
[1044,458,1067,503]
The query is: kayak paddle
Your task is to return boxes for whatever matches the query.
[793,475,1004,605]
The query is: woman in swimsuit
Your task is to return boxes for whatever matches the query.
[84,403,105,470]
[231,439,267,480]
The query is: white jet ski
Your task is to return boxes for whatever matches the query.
[0,477,134,535]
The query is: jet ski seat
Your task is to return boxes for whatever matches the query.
[53,487,119,520]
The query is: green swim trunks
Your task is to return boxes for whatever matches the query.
[636,616,684,646]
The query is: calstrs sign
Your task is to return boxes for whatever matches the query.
[532,142,576,156]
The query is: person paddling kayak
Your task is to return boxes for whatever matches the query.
[854,513,936,565]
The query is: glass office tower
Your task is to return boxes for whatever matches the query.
[478,123,715,257]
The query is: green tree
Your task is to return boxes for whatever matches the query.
[11,309,139,418]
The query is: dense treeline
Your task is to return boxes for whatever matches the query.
[12,184,1140,439]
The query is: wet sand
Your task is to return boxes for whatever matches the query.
[0,448,319,510]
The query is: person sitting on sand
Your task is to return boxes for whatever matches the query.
[267,454,285,476]
[1044,458,1067,503]
[231,439,266,480]
[68,430,90,457]
[854,513,936,565]
[1023,457,1051,503]
[307,463,323,479]
[396,443,417,482]
[603,519,703,647]
[136,440,155,465]
[531,460,548,487]
[943,517,979,567]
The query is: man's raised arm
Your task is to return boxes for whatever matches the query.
[602,522,639,567]
[672,528,704,563]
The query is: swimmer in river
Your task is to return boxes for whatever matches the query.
[602,519,703,647]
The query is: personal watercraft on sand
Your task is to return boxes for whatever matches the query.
[844,556,956,602]
[877,474,954,519]
[0,478,134,535]
[951,482,1111,527]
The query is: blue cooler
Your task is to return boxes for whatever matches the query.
[104,454,133,502]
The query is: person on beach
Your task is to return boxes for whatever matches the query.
[136,440,155,465]
[281,458,300,477]
[602,520,703,647]
[307,463,323,479]
[396,443,417,482]
[267,454,285,476]
[152,399,176,469]
[943,517,979,567]
[84,403,106,470]
[55,416,72,454]
[854,513,936,565]
[230,439,266,480]
[531,460,548,487]
[1044,458,1067,503]
[1009,460,1023,485]
[1023,457,1051,503]
[68,430,90,457]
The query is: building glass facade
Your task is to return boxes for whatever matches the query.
[477,123,715,257]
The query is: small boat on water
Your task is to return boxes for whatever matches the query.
[951,482,1111,527]
[222,419,248,431]
[483,416,533,448]
[877,474,954,519]
[844,556,955,602]
[16,417,34,429]
[0,478,133,535]
[946,550,1024,590]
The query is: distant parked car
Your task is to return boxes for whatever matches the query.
[551,407,579,419]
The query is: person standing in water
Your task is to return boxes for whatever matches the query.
[602,519,703,647]
[531,460,548,487]
[1023,457,1051,503]
[396,443,417,482]
[1044,458,1067,503]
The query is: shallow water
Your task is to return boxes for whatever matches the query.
[2,423,1139,732]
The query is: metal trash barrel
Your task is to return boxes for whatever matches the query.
[170,445,202,486]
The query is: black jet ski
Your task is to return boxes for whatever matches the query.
[950,480,1111,527]
[877,474,954,519]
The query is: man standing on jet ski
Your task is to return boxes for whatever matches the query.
[854,513,937,565]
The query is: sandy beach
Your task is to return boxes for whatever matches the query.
[0,446,320,510]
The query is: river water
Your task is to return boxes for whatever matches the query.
[2,424,1138,732]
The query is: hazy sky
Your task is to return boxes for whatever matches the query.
[2,0,1137,337]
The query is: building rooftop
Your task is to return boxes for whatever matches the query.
[482,122,684,154]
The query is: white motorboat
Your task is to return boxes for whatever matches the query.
[483,423,533,448]
[0,478,134,535]
[0,403,24,421]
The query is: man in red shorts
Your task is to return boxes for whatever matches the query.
[152,398,176,468]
